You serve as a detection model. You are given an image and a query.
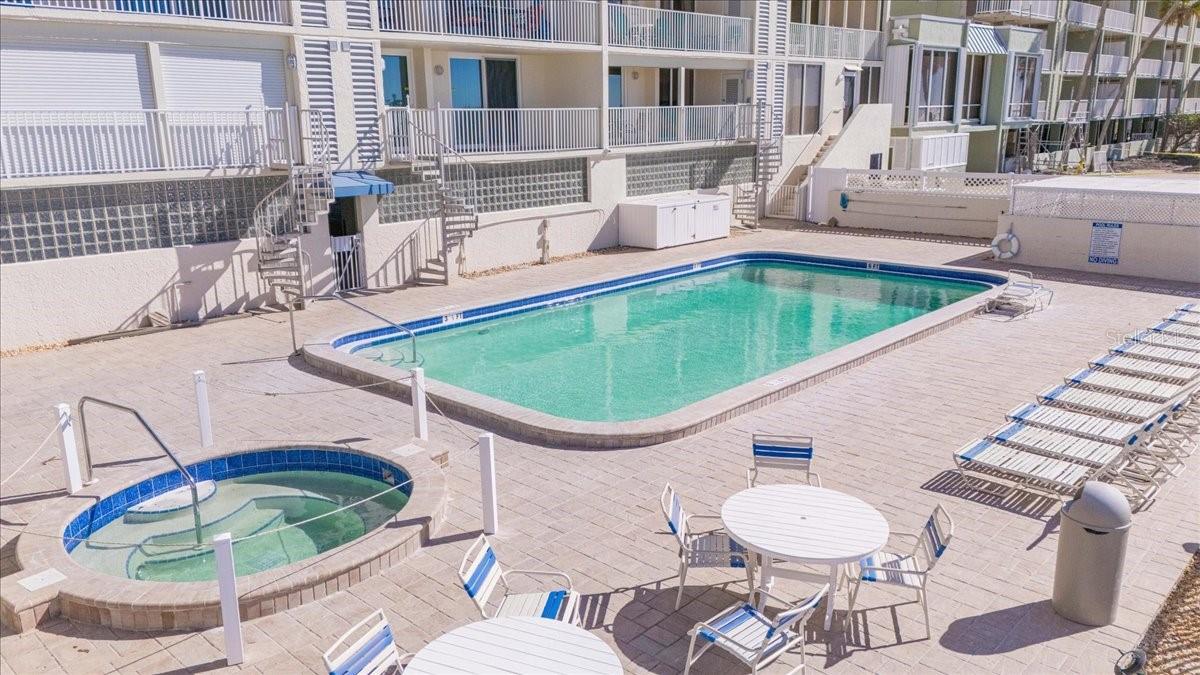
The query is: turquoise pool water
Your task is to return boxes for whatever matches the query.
[369,261,987,421]
[70,471,408,582]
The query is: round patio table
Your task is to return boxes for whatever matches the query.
[405,617,622,675]
[721,484,890,630]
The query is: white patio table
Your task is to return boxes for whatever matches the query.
[721,484,890,630]
[405,617,622,675]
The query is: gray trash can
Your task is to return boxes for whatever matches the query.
[1052,481,1132,626]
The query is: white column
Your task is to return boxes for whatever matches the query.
[193,370,214,448]
[410,368,428,441]
[478,432,498,535]
[57,404,82,495]
[213,533,245,666]
[600,0,610,150]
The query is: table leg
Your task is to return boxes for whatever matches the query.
[758,557,775,609]
[823,564,838,630]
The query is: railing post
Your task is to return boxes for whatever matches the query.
[213,533,245,666]
[193,370,214,448]
[410,367,428,441]
[57,403,83,495]
[478,432,498,535]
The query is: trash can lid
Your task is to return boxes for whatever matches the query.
[1063,481,1132,531]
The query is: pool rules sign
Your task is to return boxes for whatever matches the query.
[1088,221,1122,265]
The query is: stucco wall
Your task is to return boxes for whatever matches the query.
[818,104,891,169]
[999,215,1200,283]
[825,190,1006,239]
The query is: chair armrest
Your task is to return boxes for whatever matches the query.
[751,586,798,609]
[692,619,759,651]
[808,471,823,488]
[503,568,574,591]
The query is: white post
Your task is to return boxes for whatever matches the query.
[411,367,428,442]
[57,404,82,495]
[213,533,245,666]
[478,432,498,535]
[193,370,214,448]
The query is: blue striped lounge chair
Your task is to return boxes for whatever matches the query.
[661,483,756,610]
[1065,368,1195,404]
[1151,317,1200,338]
[323,609,412,675]
[1178,302,1200,315]
[457,534,579,623]
[747,433,822,488]
[1089,352,1200,385]
[1129,329,1200,354]
[683,584,828,675]
[847,505,954,638]
[1164,310,1200,328]
[1112,341,1200,368]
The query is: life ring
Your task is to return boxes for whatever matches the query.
[991,232,1020,259]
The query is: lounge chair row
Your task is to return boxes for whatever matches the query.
[954,305,1200,509]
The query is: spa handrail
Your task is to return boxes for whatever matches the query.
[77,396,204,544]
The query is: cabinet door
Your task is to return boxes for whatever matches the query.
[659,205,679,247]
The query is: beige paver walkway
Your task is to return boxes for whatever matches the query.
[2,226,1197,674]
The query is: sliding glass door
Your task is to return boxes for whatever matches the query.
[449,56,518,152]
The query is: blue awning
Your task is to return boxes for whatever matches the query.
[331,171,395,198]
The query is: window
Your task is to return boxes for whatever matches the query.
[963,55,987,122]
[1007,54,1038,119]
[449,57,518,109]
[861,66,882,104]
[915,48,958,124]
[382,54,409,107]
[785,63,822,135]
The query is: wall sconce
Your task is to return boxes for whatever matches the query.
[434,64,445,76]
[286,53,297,70]
[631,70,639,80]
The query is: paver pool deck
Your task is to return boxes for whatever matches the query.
[1,225,1197,674]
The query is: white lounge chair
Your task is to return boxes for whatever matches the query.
[847,505,954,638]
[1150,318,1200,338]
[662,483,756,610]
[683,585,828,675]
[1164,311,1200,328]
[1177,302,1200,315]
[953,437,1093,496]
[1110,341,1200,369]
[1130,330,1200,354]
[323,609,412,675]
[1090,352,1200,384]
[1065,368,1194,404]
[747,433,822,488]
[987,421,1130,467]
[1037,384,1166,423]
[987,269,1053,315]
[1006,402,1143,446]
[458,534,579,623]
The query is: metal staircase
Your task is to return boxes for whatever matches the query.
[252,109,334,305]
[734,102,782,229]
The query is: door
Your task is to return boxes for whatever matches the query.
[842,72,857,124]
[328,198,365,291]
[722,75,743,104]
[382,54,409,107]
[449,57,517,151]
[608,67,624,107]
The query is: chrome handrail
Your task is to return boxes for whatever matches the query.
[76,396,204,544]
[282,290,419,364]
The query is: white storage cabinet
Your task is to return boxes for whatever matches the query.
[618,193,731,250]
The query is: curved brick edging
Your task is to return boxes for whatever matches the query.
[305,252,1008,449]
[2,442,446,633]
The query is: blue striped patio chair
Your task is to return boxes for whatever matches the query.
[457,534,579,624]
[748,433,822,488]
[661,483,757,610]
[322,609,412,675]
[683,584,829,675]
[847,504,954,637]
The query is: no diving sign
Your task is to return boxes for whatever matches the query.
[1088,222,1122,265]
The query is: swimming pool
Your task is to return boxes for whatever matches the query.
[319,252,1004,443]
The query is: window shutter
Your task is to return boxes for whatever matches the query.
[303,38,339,159]
[771,62,786,137]
[298,0,328,27]
[346,0,373,30]
[349,41,381,165]
[159,46,286,109]
[0,40,153,109]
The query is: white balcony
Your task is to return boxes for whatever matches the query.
[1184,99,1200,113]
[1127,98,1166,116]
[1062,51,1129,75]
[607,4,751,53]
[1141,15,1160,38]
[377,0,599,45]
[0,108,294,180]
[385,107,600,158]
[1066,1,1136,33]
[608,104,756,147]
[1136,58,1185,78]
[0,0,289,24]
[972,0,1058,21]
[788,24,884,61]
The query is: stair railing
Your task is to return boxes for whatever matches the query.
[76,397,204,545]
[404,105,481,254]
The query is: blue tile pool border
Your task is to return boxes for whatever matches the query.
[331,250,1008,354]
[63,449,413,553]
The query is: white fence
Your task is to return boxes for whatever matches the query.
[1066,0,1135,32]
[1062,51,1128,75]
[386,107,600,157]
[766,184,801,219]
[5,0,289,23]
[787,24,884,60]
[608,4,751,53]
[608,104,755,147]
[842,170,1046,197]
[890,133,969,171]
[973,0,1058,20]
[0,108,290,179]
[1011,186,1200,227]
[377,0,599,44]
[331,234,366,291]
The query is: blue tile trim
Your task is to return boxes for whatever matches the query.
[62,449,412,553]
[332,251,1005,353]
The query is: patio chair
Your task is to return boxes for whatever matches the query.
[683,584,829,675]
[323,609,413,675]
[457,534,579,623]
[987,269,1053,315]
[847,505,954,638]
[661,483,756,610]
[1111,341,1200,369]
[1089,352,1200,385]
[747,433,822,488]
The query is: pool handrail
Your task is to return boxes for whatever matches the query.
[305,292,419,364]
[76,396,204,544]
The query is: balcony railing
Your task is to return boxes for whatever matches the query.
[608,104,755,147]
[1136,58,1185,78]
[1066,1,1135,33]
[607,4,751,53]
[788,24,884,60]
[1127,98,1166,116]
[972,0,1058,21]
[0,0,289,24]
[385,107,600,158]
[0,108,293,179]
[1062,51,1129,75]
[377,0,599,44]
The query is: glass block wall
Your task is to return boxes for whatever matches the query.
[626,147,756,197]
[377,158,588,224]
[0,176,285,264]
